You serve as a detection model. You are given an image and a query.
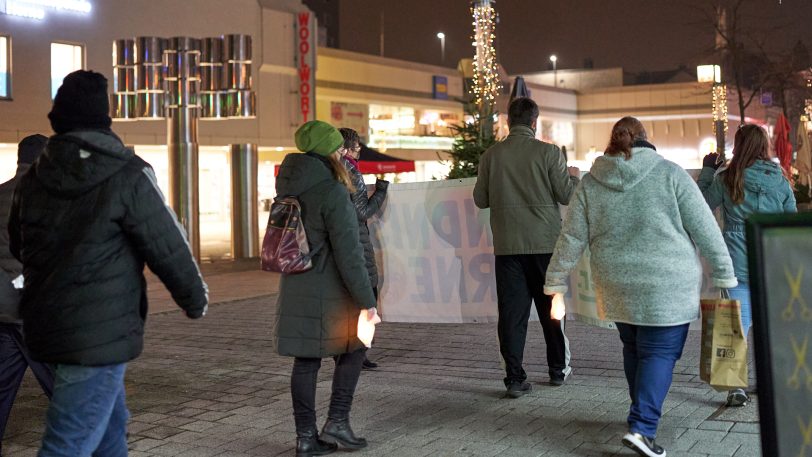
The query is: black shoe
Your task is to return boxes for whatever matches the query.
[549,370,570,387]
[505,381,532,398]
[362,358,378,370]
[726,388,749,407]
[321,418,368,449]
[296,429,337,456]
[622,432,666,457]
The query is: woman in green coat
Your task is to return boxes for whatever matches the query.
[273,120,378,457]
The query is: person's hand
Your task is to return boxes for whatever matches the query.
[365,307,380,322]
[567,166,581,177]
[375,179,389,190]
[185,304,207,319]
[703,153,723,170]
[550,294,566,320]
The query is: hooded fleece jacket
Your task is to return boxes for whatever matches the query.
[544,144,737,326]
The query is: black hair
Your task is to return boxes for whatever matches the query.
[507,97,539,128]
[338,128,360,149]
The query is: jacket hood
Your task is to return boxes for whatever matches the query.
[35,130,133,197]
[741,160,788,193]
[589,146,663,191]
[275,152,334,197]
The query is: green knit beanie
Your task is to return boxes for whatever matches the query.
[294,120,343,156]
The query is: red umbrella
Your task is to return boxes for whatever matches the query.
[774,114,793,174]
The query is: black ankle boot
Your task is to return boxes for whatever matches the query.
[321,418,368,449]
[296,429,337,456]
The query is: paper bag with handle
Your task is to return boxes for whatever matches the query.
[700,289,748,391]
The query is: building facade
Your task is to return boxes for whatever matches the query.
[0,0,780,260]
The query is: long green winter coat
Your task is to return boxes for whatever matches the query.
[273,152,377,358]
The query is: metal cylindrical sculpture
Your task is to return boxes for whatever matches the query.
[111,40,136,119]
[222,34,255,118]
[230,143,259,259]
[165,37,202,260]
[134,37,166,120]
[111,33,256,259]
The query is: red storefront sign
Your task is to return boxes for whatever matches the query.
[296,12,316,123]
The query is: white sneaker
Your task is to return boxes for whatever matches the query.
[622,432,666,457]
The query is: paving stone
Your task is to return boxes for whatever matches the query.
[4,293,765,457]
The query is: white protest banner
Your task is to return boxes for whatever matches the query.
[369,178,614,327]
[369,177,719,328]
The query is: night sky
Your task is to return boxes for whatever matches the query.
[338,0,812,74]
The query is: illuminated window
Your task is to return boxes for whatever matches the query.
[51,42,84,98]
[0,37,9,98]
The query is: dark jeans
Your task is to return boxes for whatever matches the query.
[39,363,129,457]
[616,323,690,439]
[291,348,366,433]
[495,254,570,386]
[0,323,54,454]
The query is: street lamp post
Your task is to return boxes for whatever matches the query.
[549,54,558,88]
[437,32,445,64]
[697,64,727,158]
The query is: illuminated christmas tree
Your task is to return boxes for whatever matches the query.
[446,0,501,179]
[471,0,501,111]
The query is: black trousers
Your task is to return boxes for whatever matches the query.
[495,254,570,386]
[0,323,54,453]
[291,347,366,433]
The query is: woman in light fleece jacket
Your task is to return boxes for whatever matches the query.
[544,117,737,457]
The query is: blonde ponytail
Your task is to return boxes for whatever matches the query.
[327,152,356,193]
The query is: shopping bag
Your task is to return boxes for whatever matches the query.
[700,291,748,391]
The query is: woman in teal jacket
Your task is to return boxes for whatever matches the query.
[698,123,797,407]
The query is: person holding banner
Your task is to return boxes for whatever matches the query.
[338,127,389,370]
[274,120,378,456]
[474,97,580,398]
[697,124,797,407]
[544,117,737,457]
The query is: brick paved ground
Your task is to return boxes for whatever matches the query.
[3,291,760,457]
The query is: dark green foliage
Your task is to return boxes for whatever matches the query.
[446,105,497,179]
[793,172,811,204]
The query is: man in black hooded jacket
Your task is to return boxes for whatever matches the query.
[8,70,208,457]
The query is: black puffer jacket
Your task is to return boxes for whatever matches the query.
[0,165,28,323]
[8,130,208,366]
[342,158,387,288]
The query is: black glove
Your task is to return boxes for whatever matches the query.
[375,179,389,191]
[703,153,723,170]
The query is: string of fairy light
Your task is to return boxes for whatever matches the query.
[470,0,501,110]
[712,83,728,135]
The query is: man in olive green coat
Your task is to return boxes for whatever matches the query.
[473,97,580,398]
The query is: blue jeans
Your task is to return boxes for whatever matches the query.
[38,364,129,457]
[616,323,690,439]
[727,283,752,337]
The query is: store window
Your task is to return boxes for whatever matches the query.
[51,42,84,98]
[0,36,9,99]
[368,104,458,151]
